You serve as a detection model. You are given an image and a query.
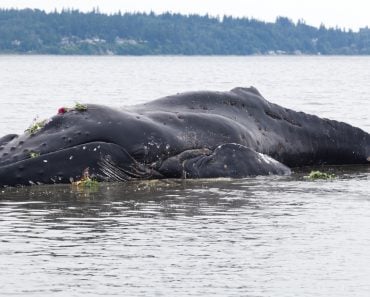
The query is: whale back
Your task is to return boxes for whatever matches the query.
[132,87,370,167]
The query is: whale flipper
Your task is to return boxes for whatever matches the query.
[157,143,291,179]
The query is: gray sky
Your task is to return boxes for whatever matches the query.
[1,0,370,31]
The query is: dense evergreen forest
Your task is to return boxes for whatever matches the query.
[1,8,370,55]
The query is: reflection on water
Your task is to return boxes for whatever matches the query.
[1,167,370,296]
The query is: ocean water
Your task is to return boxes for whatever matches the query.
[0,56,370,296]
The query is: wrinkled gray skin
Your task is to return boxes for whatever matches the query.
[0,87,369,187]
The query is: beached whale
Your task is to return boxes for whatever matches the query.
[0,87,369,187]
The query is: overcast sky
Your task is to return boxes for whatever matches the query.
[1,0,370,31]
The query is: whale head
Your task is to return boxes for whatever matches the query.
[0,105,159,187]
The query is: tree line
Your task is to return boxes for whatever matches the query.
[0,8,369,55]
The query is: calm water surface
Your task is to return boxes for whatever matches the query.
[0,56,370,296]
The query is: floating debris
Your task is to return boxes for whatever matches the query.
[58,107,68,114]
[74,102,88,111]
[72,168,99,188]
[57,103,87,115]
[29,151,40,158]
[306,170,336,180]
[25,118,47,135]
[75,178,99,188]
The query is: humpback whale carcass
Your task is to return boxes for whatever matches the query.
[0,87,369,187]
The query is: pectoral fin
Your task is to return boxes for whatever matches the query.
[158,143,291,179]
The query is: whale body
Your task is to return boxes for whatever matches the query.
[0,87,369,187]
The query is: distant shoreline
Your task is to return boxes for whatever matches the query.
[1,9,369,55]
